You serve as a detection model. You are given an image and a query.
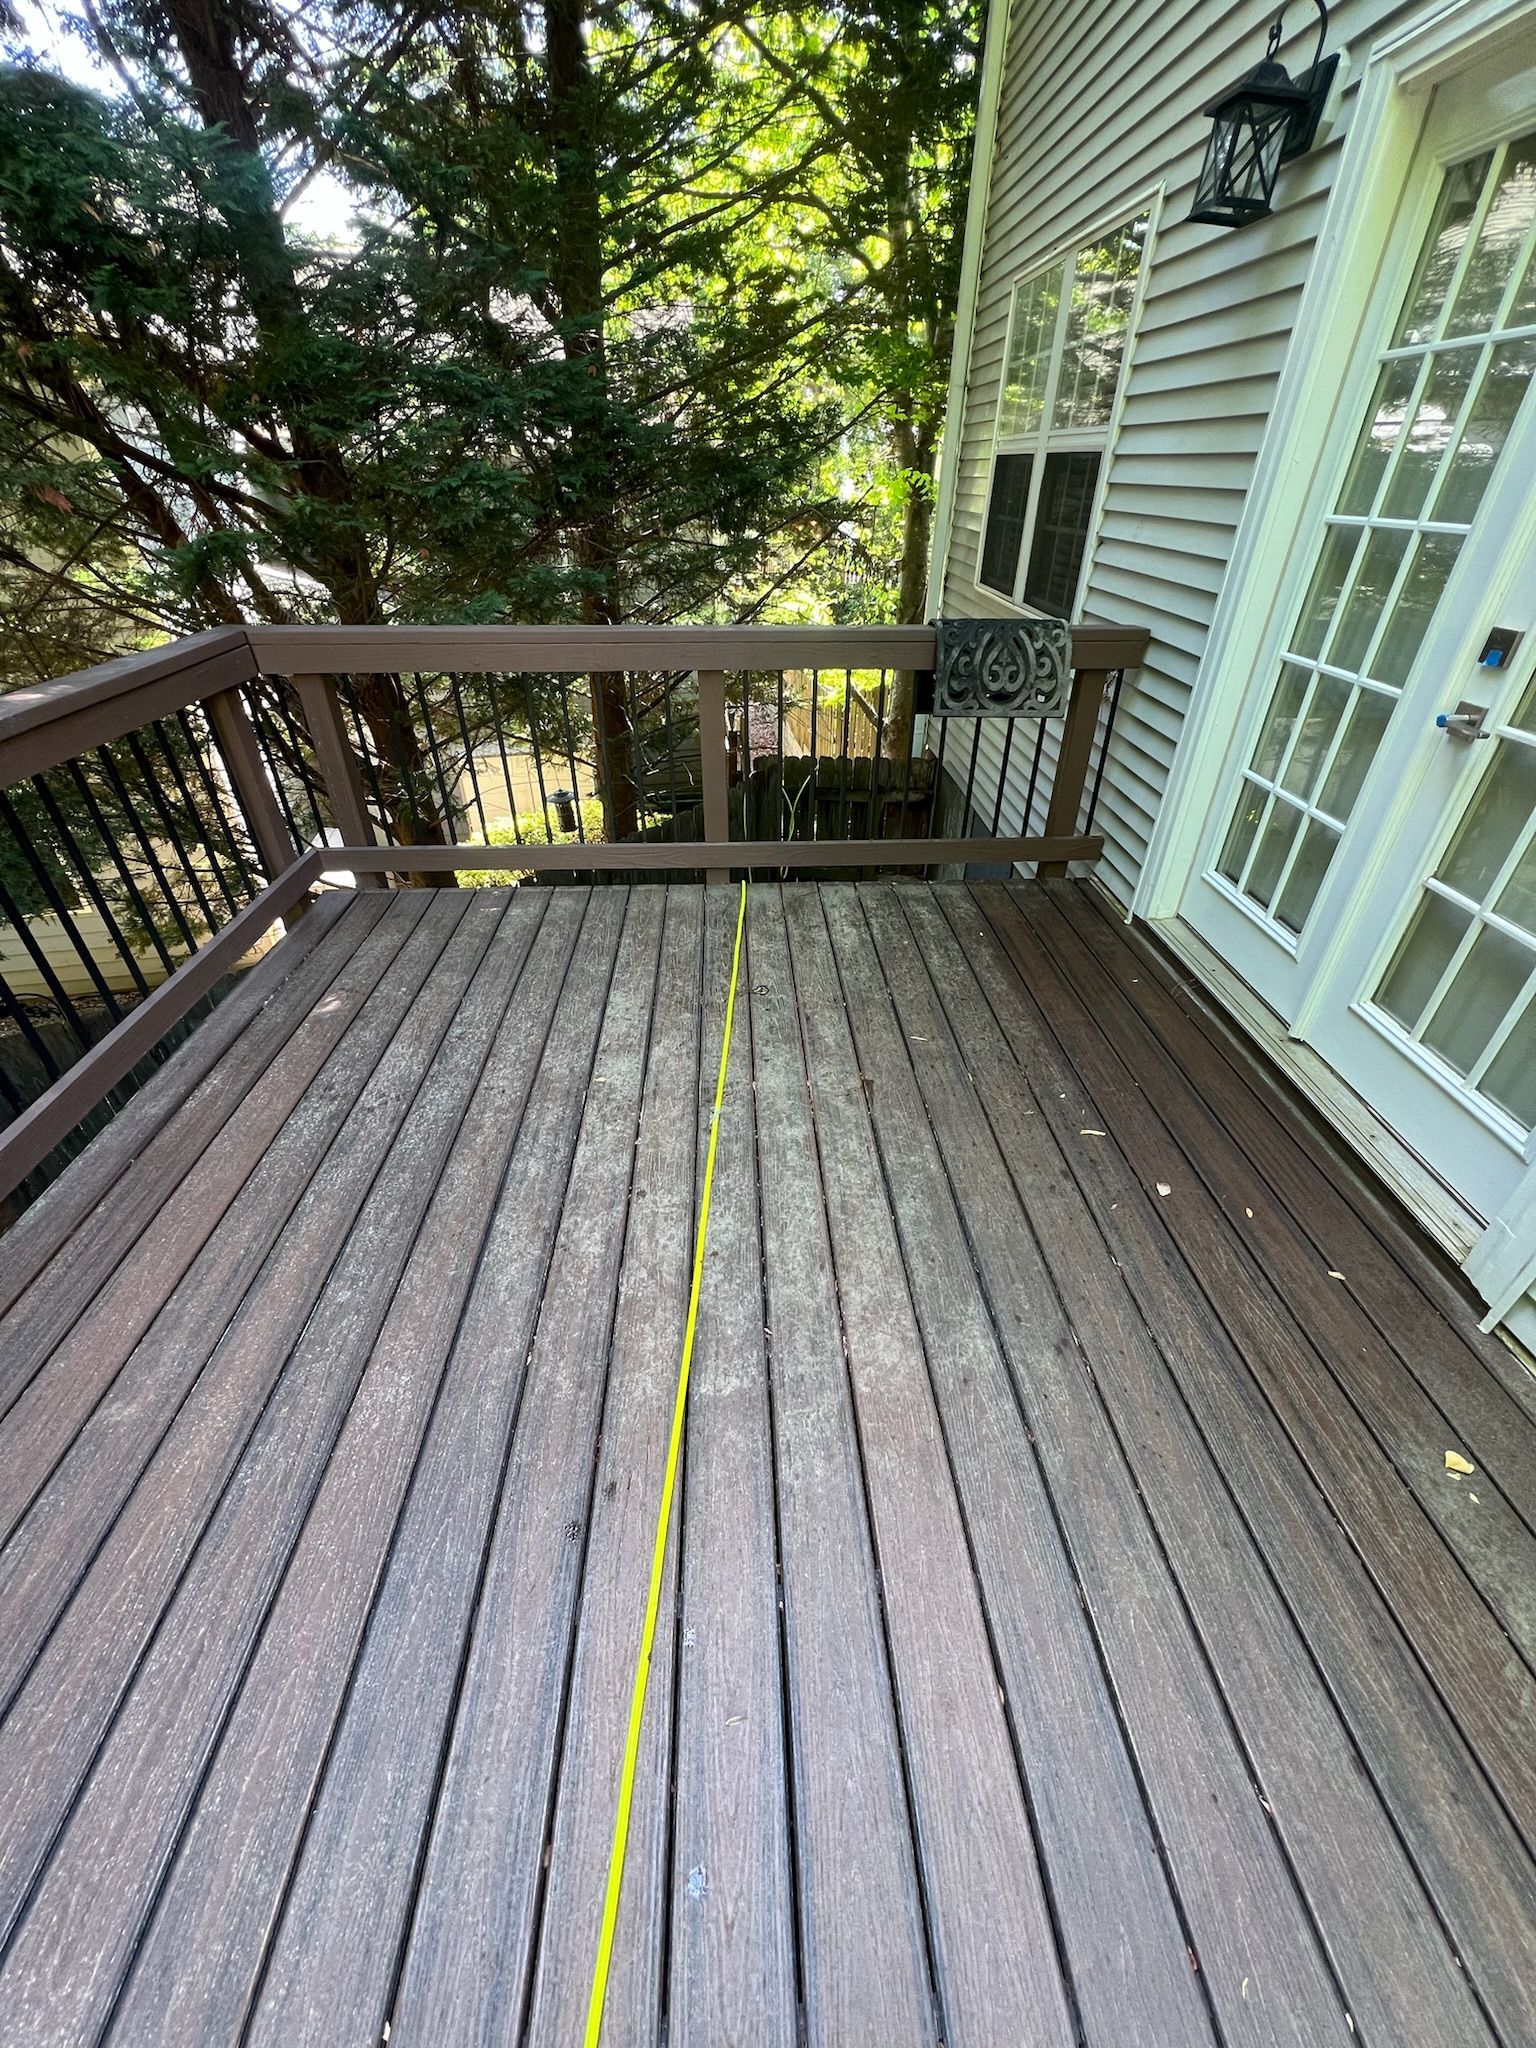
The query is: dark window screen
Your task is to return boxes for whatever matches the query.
[1023,452,1101,615]
[979,453,1033,594]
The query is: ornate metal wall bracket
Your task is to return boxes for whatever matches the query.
[932,618,1072,717]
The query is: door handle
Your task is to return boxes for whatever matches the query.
[1435,701,1489,741]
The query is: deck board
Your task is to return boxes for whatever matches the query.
[833,882,1219,2048]
[0,886,353,1322]
[0,890,446,1719]
[961,882,1535,2046]
[388,886,661,2046]
[667,884,797,2048]
[0,878,1532,2048]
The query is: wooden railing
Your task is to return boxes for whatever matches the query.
[0,620,1148,1207]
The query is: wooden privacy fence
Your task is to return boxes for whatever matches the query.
[0,620,1148,1207]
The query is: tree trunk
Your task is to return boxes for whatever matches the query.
[544,0,639,843]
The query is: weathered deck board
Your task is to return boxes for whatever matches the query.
[524,886,702,2047]
[0,890,508,2042]
[779,884,1076,2048]
[992,885,1536,1874]
[747,890,936,2048]
[0,879,1532,2048]
[1049,880,1536,1594]
[102,888,555,2046]
[1058,881,1536,1449]
[0,889,432,1481]
[387,887,664,2046]
[0,891,447,1719]
[913,883,1502,2048]
[961,883,1536,2047]
[885,882,1376,2047]
[244,888,613,2048]
[667,884,797,2048]
[0,886,351,1321]
[1018,885,1536,1676]
[824,883,1218,2048]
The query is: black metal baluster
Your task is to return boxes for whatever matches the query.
[1085,669,1126,834]
[556,681,587,843]
[96,742,202,953]
[838,668,855,844]
[960,723,983,839]
[990,716,1017,837]
[141,716,240,917]
[178,708,260,901]
[0,791,126,1021]
[129,727,227,928]
[343,692,395,845]
[661,671,682,843]
[808,668,820,844]
[448,674,489,841]
[775,664,787,848]
[0,968,64,1083]
[412,674,459,843]
[0,868,97,1053]
[30,775,152,999]
[64,761,179,976]
[592,674,619,851]
[265,680,330,844]
[871,671,889,844]
[484,677,523,845]
[524,678,554,837]
[1024,721,1049,835]
[244,689,309,852]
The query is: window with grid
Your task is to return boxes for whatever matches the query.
[978,213,1149,614]
[1215,134,1536,938]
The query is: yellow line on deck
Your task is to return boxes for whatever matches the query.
[584,879,749,2047]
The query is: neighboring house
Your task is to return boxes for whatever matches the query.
[930,0,1536,1350]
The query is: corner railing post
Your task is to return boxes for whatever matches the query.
[1038,666,1109,880]
[204,687,300,886]
[697,668,730,886]
[292,672,384,889]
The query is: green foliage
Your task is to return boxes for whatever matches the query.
[457,797,608,884]
[0,0,980,860]
[0,0,980,685]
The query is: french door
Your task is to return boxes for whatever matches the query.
[1181,73,1536,1238]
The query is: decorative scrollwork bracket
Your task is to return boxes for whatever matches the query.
[932,618,1072,718]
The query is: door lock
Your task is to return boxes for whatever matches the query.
[1436,701,1490,742]
[1478,626,1524,669]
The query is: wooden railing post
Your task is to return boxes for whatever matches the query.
[696,668,731,886]
[204,688,299,885]
[292,673,384,889]
[1037,667,1109,880]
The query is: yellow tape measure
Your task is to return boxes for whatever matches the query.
[584,880,749,2046]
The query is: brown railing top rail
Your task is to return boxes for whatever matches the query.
[242,621,1151,674]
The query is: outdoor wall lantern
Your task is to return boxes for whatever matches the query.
[1189,0,1339,227]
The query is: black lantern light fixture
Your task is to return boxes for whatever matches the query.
[1190,0,1339,227]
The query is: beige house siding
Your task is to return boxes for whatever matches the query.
[936,0,1418,907]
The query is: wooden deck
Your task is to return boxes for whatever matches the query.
[0,879,1533,2048]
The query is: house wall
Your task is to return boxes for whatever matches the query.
[933,0,1420,908]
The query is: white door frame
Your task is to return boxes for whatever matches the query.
[1135,0,1536,926]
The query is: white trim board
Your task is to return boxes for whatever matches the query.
[927,0,1015,614]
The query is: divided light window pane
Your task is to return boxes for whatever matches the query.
[1053,222,1144,430]
[981,213,1148,607]
[1024,454,1101,615]
[998,269,1063,439]
[979,453,1033,594]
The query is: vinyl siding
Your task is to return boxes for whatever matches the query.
[938,0,1420,907]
